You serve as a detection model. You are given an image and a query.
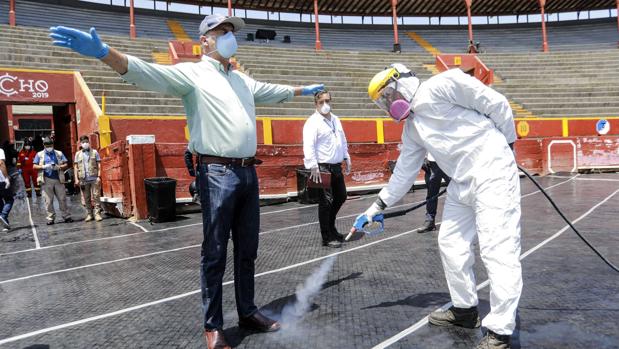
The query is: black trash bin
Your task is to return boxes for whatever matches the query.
[296,168,320,205]
[144,177,177,222]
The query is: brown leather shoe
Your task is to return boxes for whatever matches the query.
[239,311,281,332]
[203,329,231,349]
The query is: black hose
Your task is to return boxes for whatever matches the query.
[382,188,447,219]
[518,165,618,273]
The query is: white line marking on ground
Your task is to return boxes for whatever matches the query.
[0,244,199,285]
[0,175,578,282]
[0,197,433,283]
[0,176,586,343]
[25,196,40,249]
[0,192,409,257]
[371,188,619,349]
[549,175,619,182]
[0,227,425,345]
[128,221,148,232]
[521,174,578,198]
[260,198,433,235]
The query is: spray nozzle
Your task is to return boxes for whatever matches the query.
[345,214,385,240]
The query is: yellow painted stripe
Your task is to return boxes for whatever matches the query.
[406,32,441,56]
[376,119,385,144]
[152,52,172,65]
[262,118,273,145]
[422,64,441,75]
[0,67,74,74]
[167,20,191,41]
[98,114,112,148]
[562,118,569,137]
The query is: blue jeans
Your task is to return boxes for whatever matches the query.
[199,163,259,330]
[0,187,14,223]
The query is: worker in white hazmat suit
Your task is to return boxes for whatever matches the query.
[356,64,522,349]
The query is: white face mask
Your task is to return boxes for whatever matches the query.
[206,32,238,59]
[45,147,53,153]
[24,146,31,150]
[82,142,90,150]
[318,103,331,115]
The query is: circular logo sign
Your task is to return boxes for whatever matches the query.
[516,121,530,137]
[596,119,610,135]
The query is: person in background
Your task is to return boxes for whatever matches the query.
[74,135,103,222]
[184,146,200,202]
[421,153,450,232]
[303,89,351,248]
[0,147,13,231]
[33,137,73,225]
[49,14,325,349]
[32,135,44,152]
[359,64,521,349]
[17,138,41,197]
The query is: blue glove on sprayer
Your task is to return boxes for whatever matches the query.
[345,201,385,240]
[351,213,384,236]
[302,84,325,96]
[49,26,109,59]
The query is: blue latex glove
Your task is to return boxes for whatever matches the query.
[301,84,325,96]
[49,26,109,59]
[351,213,385,237]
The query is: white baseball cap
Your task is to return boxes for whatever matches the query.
[199,14,245,36]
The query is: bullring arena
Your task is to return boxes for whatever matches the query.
[1,1,618,348]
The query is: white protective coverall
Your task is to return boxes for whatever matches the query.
[378,68,522,335]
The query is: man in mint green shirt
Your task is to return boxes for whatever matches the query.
[50,14,324,349]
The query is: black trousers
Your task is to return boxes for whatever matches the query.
[423,160,450,220]
[314,163,347,242]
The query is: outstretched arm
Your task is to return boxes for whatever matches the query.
[50,26,192,96]
[50,26,128,74]
[101,47,129,75]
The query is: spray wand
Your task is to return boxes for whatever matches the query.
[345,188,447,241]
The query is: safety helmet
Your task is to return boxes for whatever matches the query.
[368,67,399,101]
[368,64,420,122]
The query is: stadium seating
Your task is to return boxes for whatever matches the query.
[1,0,618,119]
[482,49,619,117]
[0,0,173,39]
[414,19,618,53]
[0,24,430,117]
[2,0,617,53]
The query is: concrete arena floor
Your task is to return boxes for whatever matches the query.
[0,173,618,349]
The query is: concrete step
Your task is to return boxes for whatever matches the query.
[505,91,619,98]
[0,39,160,57]
[521,101,619,109]
[103,104,185,115]
[0,52,153,65]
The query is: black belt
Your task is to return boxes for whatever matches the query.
[199,155,262,167]
[319,163,341,170]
